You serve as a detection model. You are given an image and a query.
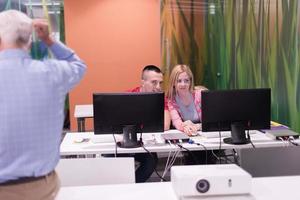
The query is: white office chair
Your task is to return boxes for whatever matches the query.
[56,157,135,186]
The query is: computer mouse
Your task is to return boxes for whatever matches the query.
[74,138,89,143]
[190,132,199,137]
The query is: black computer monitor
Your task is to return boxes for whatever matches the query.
[201,88,271,144]
[93,92,164,148]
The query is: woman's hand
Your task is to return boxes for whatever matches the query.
[182,120,193,126]
[195,123,202,131]
[182,121,200,136]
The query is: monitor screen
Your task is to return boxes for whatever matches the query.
[93,92,164,147]
[201,88,271,144]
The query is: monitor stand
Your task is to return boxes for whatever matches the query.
[117,125,142,148]
[223,122,250,145]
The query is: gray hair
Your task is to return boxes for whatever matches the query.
[0,10,32,49]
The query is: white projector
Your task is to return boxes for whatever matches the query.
[171,164,252,198]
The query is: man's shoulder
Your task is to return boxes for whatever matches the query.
[126,86,141,93]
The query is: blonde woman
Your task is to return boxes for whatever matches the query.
[166,65,217,164]
[166,64,206,136]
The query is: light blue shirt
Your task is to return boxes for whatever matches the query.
[0,41,86,183]
[175,93,200,123]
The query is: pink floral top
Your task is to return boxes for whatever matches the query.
[167,89,203,131]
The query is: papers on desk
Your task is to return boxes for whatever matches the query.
[91,135,122,144]
[200,131,231,138]
[200,130,257,139]
[161,130,238,139]
[164,129,185,134]
[90,134,163,144]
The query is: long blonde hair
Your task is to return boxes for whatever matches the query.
[166,64,194,100]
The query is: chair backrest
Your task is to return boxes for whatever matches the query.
[56,157,135,186]
[239,146,300,177]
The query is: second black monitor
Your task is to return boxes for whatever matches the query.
[201,88,271,144]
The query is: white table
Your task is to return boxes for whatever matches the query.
[56,175,300,200]
[74,104,93,132]
[60,130,298,156]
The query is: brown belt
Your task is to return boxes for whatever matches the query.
[0,171,54,186]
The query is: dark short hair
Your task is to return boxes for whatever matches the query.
[142,65,162,79]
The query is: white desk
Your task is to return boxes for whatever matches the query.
[74,104,93,132]
[60,130,298,156]
[56,175,300,200]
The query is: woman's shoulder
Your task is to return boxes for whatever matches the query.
[194,85,208,91]
[166,96,180,111]
[193,86,208,96]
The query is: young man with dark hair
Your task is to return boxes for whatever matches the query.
[125,65,170,182]
[129,65,163,93]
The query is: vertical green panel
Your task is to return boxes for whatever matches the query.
[161,0,300,133]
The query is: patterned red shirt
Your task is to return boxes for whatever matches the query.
[127,86,141,93]
[127,86,168,110]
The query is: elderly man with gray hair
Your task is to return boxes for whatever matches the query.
[0,10,86,200]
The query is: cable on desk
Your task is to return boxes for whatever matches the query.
[211,150,220,164]
[215,123,223,164]
[223,154,236,164]
[288,137,299,146]
[188,139,208,165]
[138,129,166,181]
[139,124,144,142]
[162,149,173,181]
[220,150,237,164]
[278,137,288,147]
[244,122,256,149]
[162,145,181,181]
[141,143,167,182]
[176,143,199,164]
[247,130,256,149]
[218,131,222,163]
[275,135,300,147]
[112,133,118,157]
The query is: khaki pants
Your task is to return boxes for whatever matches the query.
[0,171,60,200]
